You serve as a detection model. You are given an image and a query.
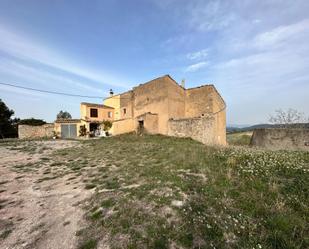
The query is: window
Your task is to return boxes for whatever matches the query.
[123,108,127,115]
[90,108,98,117]
[108,111,112,118]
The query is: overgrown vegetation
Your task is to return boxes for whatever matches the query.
[47,134,308,249]
[19,118,46,126]
[0,99,19,138]
[2,134,308,248]
[227,132,253,146]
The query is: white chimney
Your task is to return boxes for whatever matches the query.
[181,79,185,88]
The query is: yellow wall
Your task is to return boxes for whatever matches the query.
[167,79,185,119]
[132,77,172,134]
[136,113,158,134]
[185,85,213,118]
[103,95,121,120]
[119,91,134,119]
[102,75,226,145]
[80,103,114,122]
[111,118,135,135]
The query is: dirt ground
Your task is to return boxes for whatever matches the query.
[0,140,91,249]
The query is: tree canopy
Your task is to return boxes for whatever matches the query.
[19,118,46,126]
[0,99,19,138]
[56,110,72,120]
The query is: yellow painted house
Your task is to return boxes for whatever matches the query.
[55,75,226,145]
[55,102,114,138]
[104,75,226,145]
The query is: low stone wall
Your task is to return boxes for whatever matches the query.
[250,128,309,150]
[168,116,219,145]
[18,124,54,139]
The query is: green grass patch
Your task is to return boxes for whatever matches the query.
[41,134,309,248]
[227,132,252,146]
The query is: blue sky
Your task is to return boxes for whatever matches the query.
[0,0,308,125]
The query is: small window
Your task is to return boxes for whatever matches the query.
[90,108,98,117]
[123,108,127,115]
[108,111,112,118]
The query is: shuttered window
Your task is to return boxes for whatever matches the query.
[90,108,98,117]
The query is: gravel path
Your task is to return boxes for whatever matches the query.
[0,140,91,249]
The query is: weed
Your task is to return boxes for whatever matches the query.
[78,239,97,249]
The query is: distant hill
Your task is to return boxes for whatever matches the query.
[227,123,309,133]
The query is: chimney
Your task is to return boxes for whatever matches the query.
[109,89,114,97]
[181,79,185,88]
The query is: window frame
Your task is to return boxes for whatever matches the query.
[90,108,98,118]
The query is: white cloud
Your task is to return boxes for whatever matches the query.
[185,61,209,72]
[253,19,309,49]
[187,49,208,60]
[188,0,236,32]
[0,57,103,93]
[0,24,130,88]
[252,19,261,24]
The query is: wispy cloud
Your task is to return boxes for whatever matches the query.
[187,49,208,60]
[0,57,103,93]
[0,24,130,88]
[187,0,236,32]
[185,61,209,72]
[253,19,309,49]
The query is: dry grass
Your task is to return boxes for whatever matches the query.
[47,134,308,249]
[1,134,308,249]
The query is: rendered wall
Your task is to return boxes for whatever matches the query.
[185,86,214,118]
[18,124,54,139]
[167,80,185,119]
[103,95,121,120]
[119,91,134,119]
[136,113,158,134]
[111,118,135,135]
[80,104,114,122]
[133,77,170,134]
[251,128,309,150]
[102,75,226,145]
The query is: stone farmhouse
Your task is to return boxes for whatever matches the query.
[55,75,226,145]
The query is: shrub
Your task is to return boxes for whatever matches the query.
[19,118,46,126]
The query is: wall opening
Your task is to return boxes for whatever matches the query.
[138,120,144,135]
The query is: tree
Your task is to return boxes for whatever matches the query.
[102,120,112,131]
[0,99,19,138]
[56,110,72,120]
[269,108,309,128]
[19,118,46,126]
[79,125,87,137]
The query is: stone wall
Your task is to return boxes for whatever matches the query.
[18,124,54,139]
[251,128,309,150]
[168,115,220,145]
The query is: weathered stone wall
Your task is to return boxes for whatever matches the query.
[168,115,221,145]
[251,128,309,150]
[18,124,54,139]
